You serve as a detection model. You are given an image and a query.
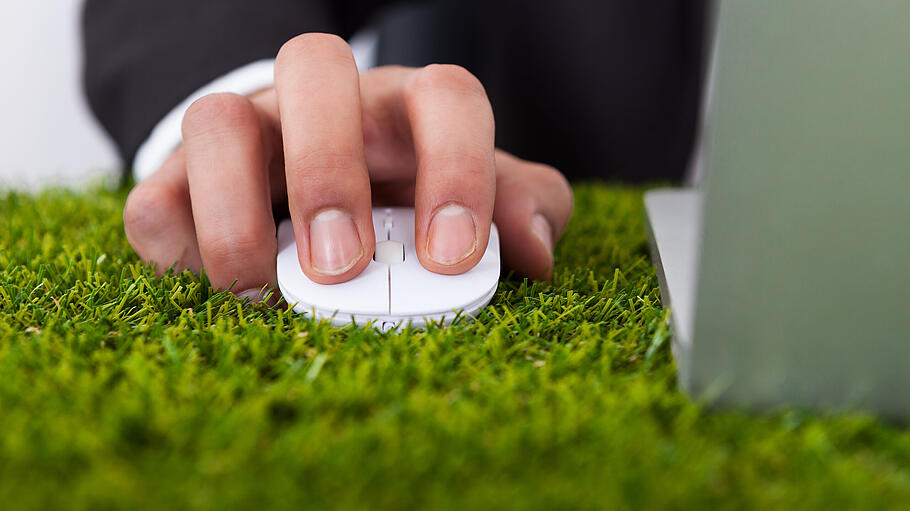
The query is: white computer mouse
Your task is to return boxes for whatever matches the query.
[276,207,500,330]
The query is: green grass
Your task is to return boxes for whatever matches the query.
[1,182,910,510]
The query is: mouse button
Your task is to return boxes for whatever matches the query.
[276,234,390,315]
[371,209,388,240]
[389,222,501,316]
[473,223,501,271]
[387,207,416,246]
[305,261,390,315]
[276,229,303,280]
[389,261,499,316]
[285,260,390,315]
[487,222,501,255]
[374,240,405,264]
[388,264,456,316]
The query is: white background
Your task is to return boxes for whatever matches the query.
[0,1,120,189]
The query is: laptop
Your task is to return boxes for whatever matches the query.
[645,2,910,419]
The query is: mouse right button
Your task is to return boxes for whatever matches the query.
[389,223,501,317]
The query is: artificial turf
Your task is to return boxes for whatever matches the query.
[1,182,909,510]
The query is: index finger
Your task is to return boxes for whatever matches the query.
[274,33,375,284]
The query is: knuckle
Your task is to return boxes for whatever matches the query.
[202,231,271,281]
[406,64,486,98]
[423,152,493,182]
[532,163,574,214]
[182,93,256,137]
[547,166,573,201]
[276,33,353,68]
[123,182,182,242]
[525,161,562,183]
[537,162,569,186]
[286,149,361,175]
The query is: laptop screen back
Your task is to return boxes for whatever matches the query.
[692,1,910,416]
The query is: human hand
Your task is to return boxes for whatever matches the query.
[123,34,573,300]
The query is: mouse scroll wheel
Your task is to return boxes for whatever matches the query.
[374,240,405,264]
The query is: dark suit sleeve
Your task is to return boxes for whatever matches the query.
[81,0,338,167]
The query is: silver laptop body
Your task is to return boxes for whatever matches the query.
[645,1,910,418]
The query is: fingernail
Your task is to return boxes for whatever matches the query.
[309,208,363,275]
[427,203,477,265]
[530,213,553,252]
[237,288,265,303]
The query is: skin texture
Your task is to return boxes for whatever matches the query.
[122,33,574,299]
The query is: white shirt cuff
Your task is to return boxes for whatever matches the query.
[132,59,275,181]
[132,30,379,182]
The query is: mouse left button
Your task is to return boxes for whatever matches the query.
[277,220,391,316]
